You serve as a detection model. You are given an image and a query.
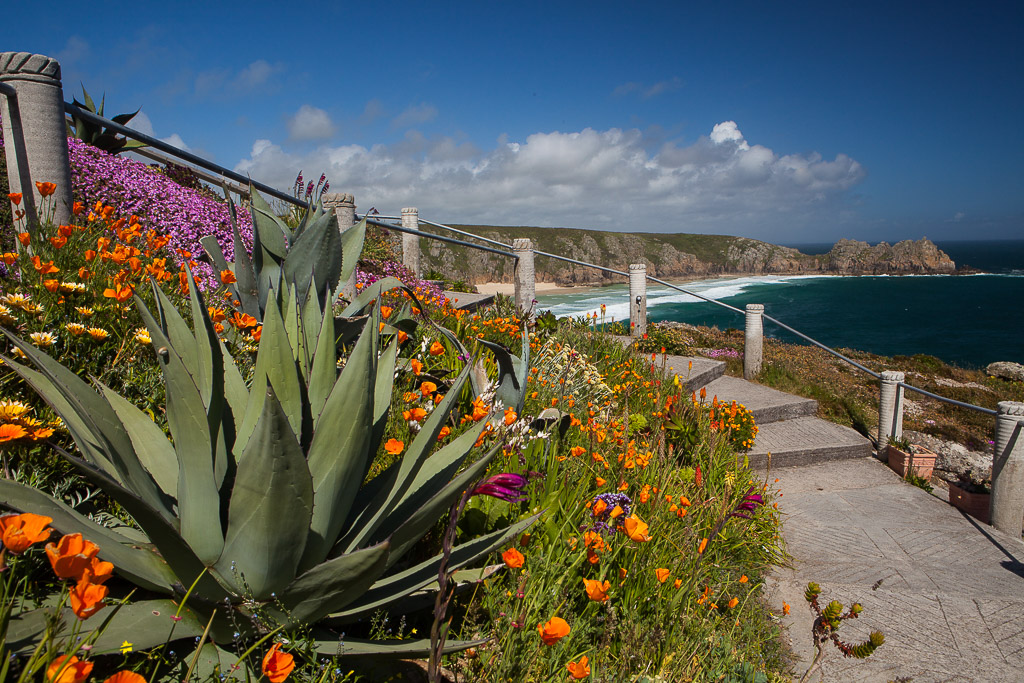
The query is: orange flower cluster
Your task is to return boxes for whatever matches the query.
[0,400,57,444]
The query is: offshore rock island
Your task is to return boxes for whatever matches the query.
[418,225,957,286]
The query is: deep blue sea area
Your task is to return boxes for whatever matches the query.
[537,240,1024,369]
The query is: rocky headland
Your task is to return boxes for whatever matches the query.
[416,225,957,285]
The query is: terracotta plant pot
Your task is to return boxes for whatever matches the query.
[948,481,991,524]
[887,444,937,480]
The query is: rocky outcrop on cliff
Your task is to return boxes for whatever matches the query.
[414,225,956,284]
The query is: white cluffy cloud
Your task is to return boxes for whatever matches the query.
[287,105,336,142]
[234,120,865,238]
[124,111,191,152]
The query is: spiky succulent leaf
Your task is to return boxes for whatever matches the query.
[307,295,337,425]
[479,329,530,414]
[339,277,407,318]
[299,306,378,569]
[274,541,390,624]
[284,209,342,307]
[99,384,178,500]
[0,479,175,592]
[339,217,367,287]
[217,387,313,600]
[315,636,487,658]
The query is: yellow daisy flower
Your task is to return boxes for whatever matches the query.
[87,327,109,342]
[75,307,94,318]
[29,332,56,349]
[134,328,152,345]
[65,323,87,336]
[0,400,32,421]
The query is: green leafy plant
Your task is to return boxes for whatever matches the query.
[799,582,884,682]
[65,87,147,155]
[887,434,912,452]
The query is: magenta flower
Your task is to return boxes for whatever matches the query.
[730,487,765,519]
[471,473,529,503]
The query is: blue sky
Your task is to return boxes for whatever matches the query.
[3,1,1022,242]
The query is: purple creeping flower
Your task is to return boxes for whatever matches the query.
[472,473,529,503]
[65,138,254,290]
[730,486,765,519]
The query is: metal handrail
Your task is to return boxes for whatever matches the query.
[64,102,309,209]
[360,217,518,259]
[419,219,516,250]
[899,382,998,416]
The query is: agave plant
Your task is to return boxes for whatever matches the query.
[0,268,533,659]
[202,184,365,322]
[65,86,147,155]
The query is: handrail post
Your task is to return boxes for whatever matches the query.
[877,371,905,450]
[991,401,1024,534]
[512,238,535,319]
[629,264,647,337]
[401,207,421,278]
[0,52,73,229]
[744,304,764,379]
[323,192,357,300]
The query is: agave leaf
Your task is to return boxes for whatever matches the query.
[313,636,487,658]
[219,338,249,437]
[301,289,324,384]
[49,445,232,602]
[479,331,530,414]
[386,445,499,565]
[136,300,223,564]
[331,514,538,624]
[180,643,246,681]
[236,294,305,449]
[217,387,313,600]
[366,421,487,548]
[339,277,407,318]
[99,384,178,500]
[339,363,476,551]
[0,333,173,520]
[284,210,342,307]
[339,217,367,285]
[307,297,336,426]
[283,284,304,374]
[110,108,140,126]
[274,540,389,625]
[0,354,118,479]
[0,479,175,592]
[371,337,399,447]
[84,600,206,652]
[249,184,291,256]
[299,308,377,569]
[200,235,234,288]
[150,283,198,378]
[230,221,260,318]
[254,245,283,319]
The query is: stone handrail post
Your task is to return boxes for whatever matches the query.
[322,192,356,300]
[401,207,421,278]
[743,304,764,379]
[0,52,73,229]
[629,264,647,337]
[991,401,1024,535]
[513,238,535,319]
[877,370,905,450]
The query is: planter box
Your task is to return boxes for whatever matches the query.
[887,444,937,480]
[948,481,991,524]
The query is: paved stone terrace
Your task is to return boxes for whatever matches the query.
[768,457,1024,682]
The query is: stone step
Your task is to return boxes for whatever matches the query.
[444,291,494,311]
[700,374,818,424]
[745,416,872,468]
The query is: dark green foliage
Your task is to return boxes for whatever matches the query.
[65,87,147,155]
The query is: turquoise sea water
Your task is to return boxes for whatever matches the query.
[536,240,1024,369]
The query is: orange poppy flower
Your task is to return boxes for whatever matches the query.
[0,513,53,554]
[739,575,748,583]
[231,312,258,329]
[655,568,670,583]
[410,358,423,375]
[49,236,68,249]
[429,340,445,356]
[437,426,451,440]
[103,672,147,683]
[592,499,608,516]
[727,597,739,609]
[380,305,392,319]
[207,306,227,323]
[261,643,295,683]
[35,182,57,197]
[31,256,59,275]
[698,538,708,554]
[783,602,791,615]
[46,655,93,683]
[0,252,17,265]
[537,616,570,645]
[69,575,108,619]
[8,193,22,206]
[583,578,610,602]
[566,655,590,679]
[397,330,409,343]
[72,201,84,215]
[502,547,524,569]
[220,269,237,285]
[103,284,133,303]
[420,381,437,396]
[46,533,100,580]
[17,232,30,246]
[384,439,404,455]
[622,515,651,543]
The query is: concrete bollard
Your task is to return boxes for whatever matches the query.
[322,192,356,300]
[0,52,73,229]
[991,401,1024,534]
[877,370,905,450]
[512,238,535,318]
[401,207,421,278]
[743,304,764,380]
[629,263,647,337]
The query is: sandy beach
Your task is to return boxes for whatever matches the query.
[474,281,587,296]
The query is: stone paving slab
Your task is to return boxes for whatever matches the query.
[443,291,494,311]
[768,457,1024,682]
[703,374,818,424]
[748,416,872,468]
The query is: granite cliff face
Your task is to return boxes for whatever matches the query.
[414,225,956,285]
